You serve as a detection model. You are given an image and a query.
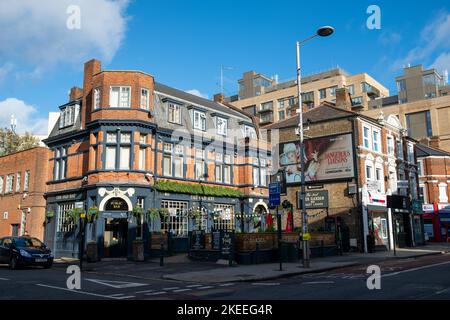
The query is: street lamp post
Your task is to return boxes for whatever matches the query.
[296,26,334,268]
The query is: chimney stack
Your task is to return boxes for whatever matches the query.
[429,136,441,149]
[69,87,83,102]
[335,87,352,110]
[213,93,225,104]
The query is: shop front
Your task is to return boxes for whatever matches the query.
[367,207,390,251]
[422,203,450,242]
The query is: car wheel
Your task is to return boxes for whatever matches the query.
[9,257,18,270]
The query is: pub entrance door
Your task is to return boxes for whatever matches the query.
[104,218,128,258]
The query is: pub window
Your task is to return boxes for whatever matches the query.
[57,203,75,233]
[140,88,149,110]
[110,86,131,108]
[54,147,68,180]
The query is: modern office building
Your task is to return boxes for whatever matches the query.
[226,68,389,125]
[364,65,450,152]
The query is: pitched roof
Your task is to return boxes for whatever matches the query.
[262,102,357,130]
[416,143,450,157]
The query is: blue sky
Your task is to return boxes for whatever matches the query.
[0,0,449,134]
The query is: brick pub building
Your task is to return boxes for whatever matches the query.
[43,59,270,259]
[0,147,49,239]
[264,88,424,253]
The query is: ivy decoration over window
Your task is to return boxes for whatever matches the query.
[156,180,243,197]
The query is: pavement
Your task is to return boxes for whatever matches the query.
[53,242,450,284]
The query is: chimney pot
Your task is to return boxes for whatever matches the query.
[335,87,352,110]
[213,93,225,104]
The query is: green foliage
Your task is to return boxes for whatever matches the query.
[67,208,84,220]
[132,205,145,219]
[0,128,40,156]
[87,206,99,221]
[147,208,169,220]
[265,225,276,233]
[156,180,243,198]
[46,210,55,219]
[188,209,202,219]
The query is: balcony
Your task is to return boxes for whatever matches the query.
[258,103,273,114]
[259,115,274,125]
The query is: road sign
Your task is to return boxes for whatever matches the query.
[269,182,281,207]
[75,201,84,209]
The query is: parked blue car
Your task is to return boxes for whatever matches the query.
[0,236,53,269]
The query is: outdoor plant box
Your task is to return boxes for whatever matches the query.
[133,239,145,262]
[86,241,98,262]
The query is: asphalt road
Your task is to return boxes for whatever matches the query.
[0,254,449,300]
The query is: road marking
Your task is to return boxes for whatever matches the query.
[186,284,203,288]
[252,282,280,286]
[35,284,120,300]
[383,261,450,278]
[135,289,155,294]
[435,288,450,295]
[303,281,335,284]
[145,291,166,296]
[218,283,234,287]
[197,286,214,290]
[0,278,9,281]
[85,278,148,289]
[163,287,180,290]
[108,293,127,297]
[173,288,192,293]
[116,295,136,299]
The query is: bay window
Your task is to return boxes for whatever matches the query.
[110,86,131,108]
[104,131,131,170]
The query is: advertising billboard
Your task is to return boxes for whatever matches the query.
[279,133,354,184]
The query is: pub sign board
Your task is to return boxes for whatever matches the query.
[190,230,206,250]
[297,190,329,209]
[220,231,235,258]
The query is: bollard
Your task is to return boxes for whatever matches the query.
[160,242,164,266]
[255,242,259,265]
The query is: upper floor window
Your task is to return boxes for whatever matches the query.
[372,130,380,152]
[5,174,14,193]
[168,103,181,124]
[216,117,228,136]
[278,99,285,109]
[0,176,3,194]
[59,104,79,128]
[407,143,415,164]
[397,140,404,160]
[406,111,432,138]
[302,91,314,102]
[319,88,326,99]
[260,101,273,112]
[417,160,424,177]
[423,74,437,86]
[278,110,285,121]
[329,86,338,97]
[361,82,372,93]
[54,147,67,180]
[363,126,371,149]
[105,132,131,170]
[93,88,101,110]
[347,85,355,95]
[193,110,206,131]
[288,97,295,107]
[396,79,406,92]
[15,172,21,193]
[244,125,257,139]
[387,136,395,156]
[140,88,149,110]
[352,96,363,106]
[110,86,131,108]
[365,163,374,181]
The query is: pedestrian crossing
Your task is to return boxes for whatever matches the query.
[103,282,236,299]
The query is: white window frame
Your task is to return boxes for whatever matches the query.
[57,203,75,233]
[24,170,30,192]
[419,183,428,203]
[93,87,101,110]
[110,86,131,108]
[216,117,228,136]
[138,148,146,171]
[387,135,395,156]
[15,172,21,193]
[174,155,183,178]
[363,125,371,149]
[6,174,13,193]
[193,110,206,131]
[0,176,4,194]
[372,129,381,153]
[417,160,424,177]
[168,103,181,124]
[140,88,149,110]
[375,162,384,193]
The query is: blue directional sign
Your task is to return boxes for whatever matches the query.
[269,182,281,207]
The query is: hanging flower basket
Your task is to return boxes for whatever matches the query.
[188,209,202,220]
[67,208,84,223]
[282,200,292,209]
[158,208,169,218]
[147,208,160,220]
[87,206,99,222]
[45,210,55,223]
[132,205,145,219]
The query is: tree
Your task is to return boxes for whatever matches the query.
[0,128,40,156]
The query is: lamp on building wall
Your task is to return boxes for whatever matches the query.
[296,25,334,269]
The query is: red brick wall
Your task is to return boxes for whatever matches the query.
[0,147,50,239]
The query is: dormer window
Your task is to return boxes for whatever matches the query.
[110,86,130,108]
[168,102,181,124]
[216,117,228,136]
[59,104,79,128]
[193,110,206,131]
[244,125,257,139]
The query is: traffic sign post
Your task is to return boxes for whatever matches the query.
[269,182,281,207]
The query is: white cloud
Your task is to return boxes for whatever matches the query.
[431,52,450,74]
[186,89,209,99]
[0,0,130,75]
[0,98,48,135]
[392,11,450,71]
[378,31,402,46]
[0,63,14,82]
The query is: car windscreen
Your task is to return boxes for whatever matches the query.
[13,238,44,248]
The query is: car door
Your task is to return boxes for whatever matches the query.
[0,238,13,263]
[0,238,4,263]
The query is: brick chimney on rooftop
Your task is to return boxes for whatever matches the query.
[335,87,352,111]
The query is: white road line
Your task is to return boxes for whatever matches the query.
[218,283,234,287]
[435,288,450,295]
[303,281,335,284]
[145,291,167,296]
[116,295,136,299]
[382,261,450,278]
[186,284,203,288]
[108,293,127,297]
[0,278,9,281]
[172,288,192,293]
[197,286,214,290]
[35,284,120,300]
[163,287,180,290]
[252,283,280,286]
[135,289,155,294]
